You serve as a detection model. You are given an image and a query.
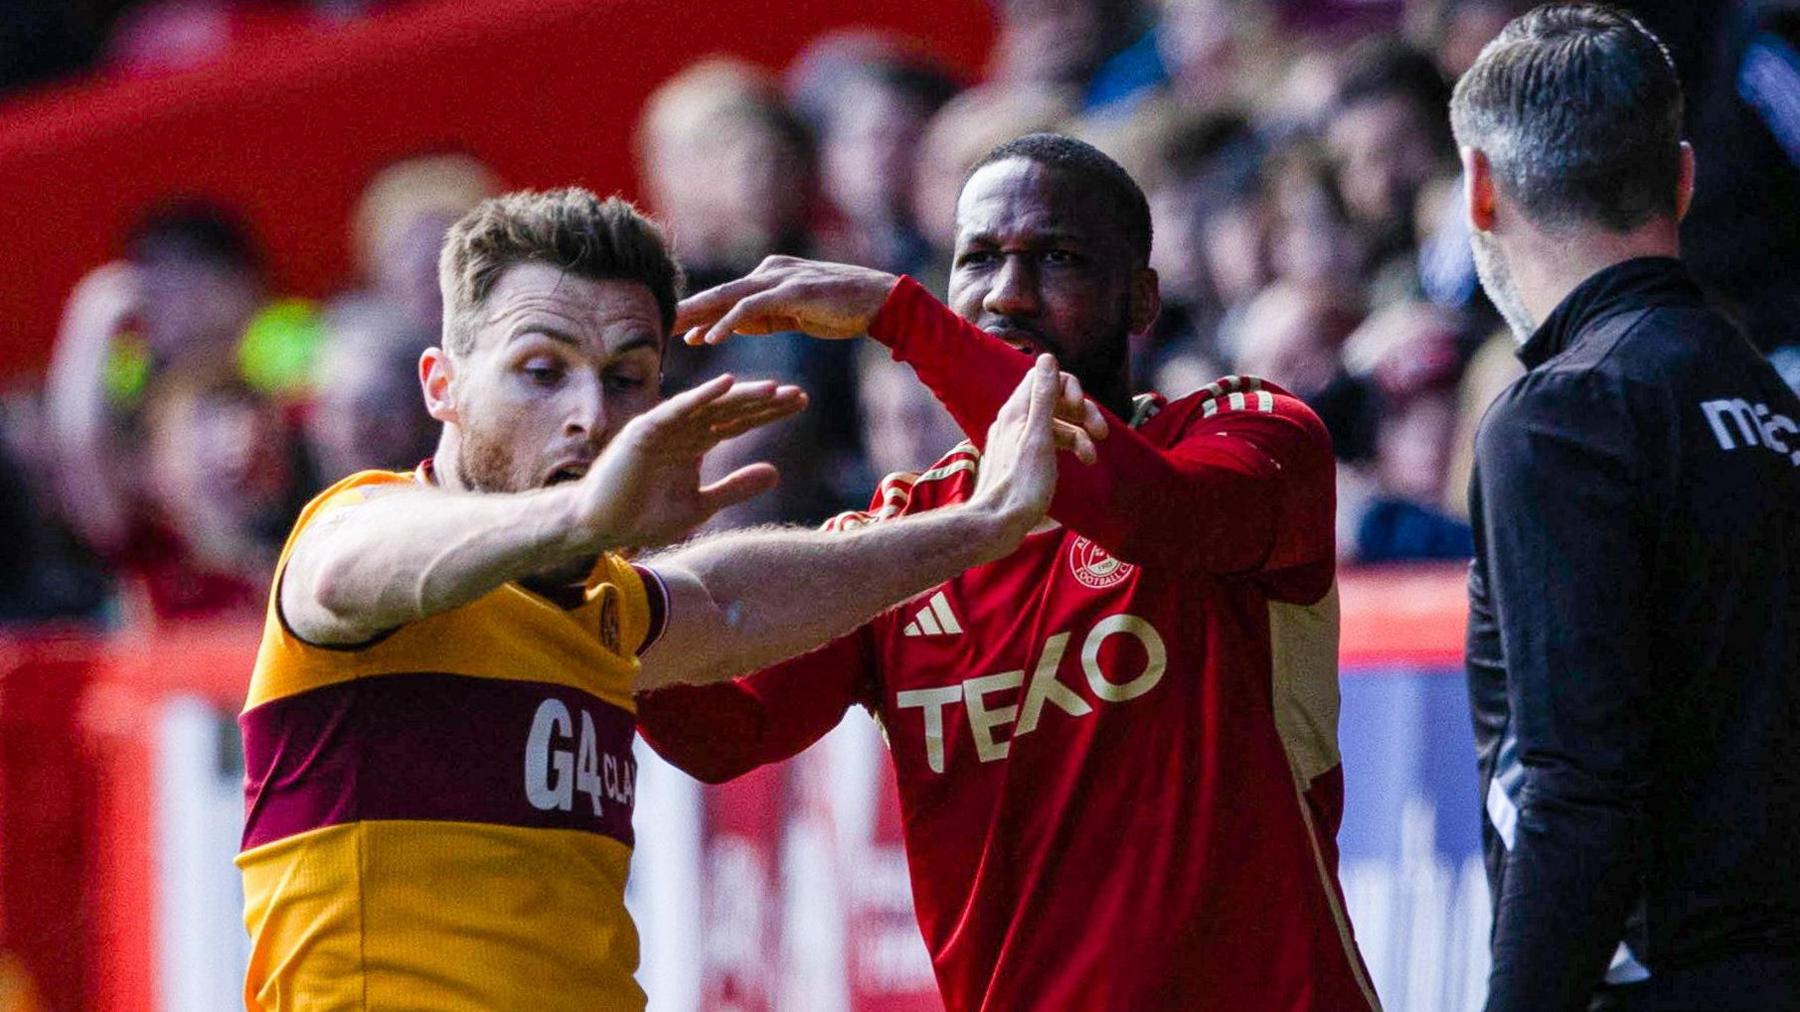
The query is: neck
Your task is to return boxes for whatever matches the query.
[1091,372,1135,421]
[1509,219,1681,329]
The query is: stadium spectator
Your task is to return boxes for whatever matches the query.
[1153,0,1274,109]
[44,203,318,623]
[990,0,1160,112]
[127,369,292,622]
[1456,6,1800,1007]
[342,152,500,333]
[853,344,962,483]
[1335,301,1473,562]
[240,186,1084,1009]
[1134,108,1266,389]
[635,58,855,525]
[1261,139,1369,296]
[1324,40,1457,280]
[813,56,960,277]
[304,302,437,481]
[645,133,1377,1010]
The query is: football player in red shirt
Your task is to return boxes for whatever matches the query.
[637,133,1378,1011]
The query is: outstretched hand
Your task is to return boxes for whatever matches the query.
[970,355,1096,556]
[675,255,898,346]
[571,374,807,549]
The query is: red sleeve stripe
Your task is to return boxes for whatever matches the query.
[632,564,671,656]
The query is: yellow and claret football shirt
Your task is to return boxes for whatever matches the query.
[236,467,667,1011]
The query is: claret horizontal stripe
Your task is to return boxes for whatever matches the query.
[241,672,638,850]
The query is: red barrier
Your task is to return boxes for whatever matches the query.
[0,0,998,382]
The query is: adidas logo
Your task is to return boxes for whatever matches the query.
[902,591,963,638]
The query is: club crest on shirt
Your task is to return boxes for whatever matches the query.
[1068,537,1135,589]
[598,587,622,654]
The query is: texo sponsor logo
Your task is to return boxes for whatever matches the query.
[1701,397,1800,465]
[894,614,1167,773]
[524,698,636,814]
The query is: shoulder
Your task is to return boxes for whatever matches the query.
[1162,375,1333,464]
[825,442,980,531]
[301,468,417,523]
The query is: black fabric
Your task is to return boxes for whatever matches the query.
[1467,257,1800,1011]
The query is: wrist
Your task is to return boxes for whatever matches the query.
[864,274,920,349]
[957,498,1030,564]
[539,485,614,559]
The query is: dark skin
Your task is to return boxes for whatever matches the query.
[945,159,1158,418]
[675,155,1158,425]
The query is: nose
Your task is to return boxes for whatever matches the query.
[982,254,1042,319]
[562,373,606,441]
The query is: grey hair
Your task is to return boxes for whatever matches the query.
[1449,3,1684,233]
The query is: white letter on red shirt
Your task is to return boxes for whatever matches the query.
[896,686,963,774]
[1082,615,1168,703]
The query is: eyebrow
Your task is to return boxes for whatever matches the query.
[959,229,1089,247]
[611,334,660,357]
[512,324,582,348]
[510,325,661,358]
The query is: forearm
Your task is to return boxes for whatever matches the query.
[871,279,1293,570]
[1488,783,1646,1011]
[637,632,868,782]
[293,485,595,639]
[46,310,129,548]
[650,504,1009,685]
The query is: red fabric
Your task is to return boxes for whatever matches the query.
[109,518,261,623]
[638,284,1374,1010]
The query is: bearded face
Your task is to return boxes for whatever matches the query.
[1470,228,1538,344]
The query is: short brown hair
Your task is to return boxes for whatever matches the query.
[1449,3,1684,233]
[437,188,684,355]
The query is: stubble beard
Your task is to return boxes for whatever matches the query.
[453,413,527,495]
[454,414,598,589]
[1470,229,1538,345]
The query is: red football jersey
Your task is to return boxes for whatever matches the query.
[638,278,1378,1011]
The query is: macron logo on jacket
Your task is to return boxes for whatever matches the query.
[1700,397,1800,465]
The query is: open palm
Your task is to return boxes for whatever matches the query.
[573,375,806,549]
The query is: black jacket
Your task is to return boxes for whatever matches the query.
[1467,258,1800,1012]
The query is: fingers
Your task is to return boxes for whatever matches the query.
[1023,353,1060,436]
[1056,371,1108,441]
[698,462,781,513]
[652,373,736,422]
[707,392,809,438]
[994,353,1047,426]
[1051,419,1099,465]
[697,289,795,346]
[674,273,782,334]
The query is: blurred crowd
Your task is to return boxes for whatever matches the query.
[6,0,1800,631]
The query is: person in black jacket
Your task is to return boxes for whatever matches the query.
[1454,6,1800,1011]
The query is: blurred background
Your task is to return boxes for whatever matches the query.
[1,0,1797,1009]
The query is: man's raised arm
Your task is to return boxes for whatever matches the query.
[678,259,1333,576]
[281,375,803,646]
[636,355,1079,691]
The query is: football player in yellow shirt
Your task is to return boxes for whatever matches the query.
[237,187,1100,1011]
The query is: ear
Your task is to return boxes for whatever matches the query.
[1461,146,1498,233]
[420,347,458,425]
[1129,266,1161,336]
[1676,141,1696,222]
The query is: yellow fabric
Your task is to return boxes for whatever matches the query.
[239,469,652,1011]
[240,823,642,1012]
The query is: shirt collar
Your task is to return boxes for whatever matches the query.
[1518,256,1700,370]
